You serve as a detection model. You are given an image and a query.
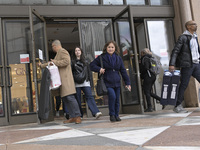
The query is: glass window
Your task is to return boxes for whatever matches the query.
[77,0,98,5]
[150,0,171,5]
[22,0,47,4]
[146,20,174,97]
[79,20,112,107]
[127,0,145,5]
[51,0,74,5]
[4,20,36,115]
[0,0,20,4]
[103,0,123,5]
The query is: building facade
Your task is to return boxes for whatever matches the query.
[0,0,199,126]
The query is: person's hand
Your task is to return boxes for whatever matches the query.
[99,68,105,74]
[126,85,131,91]
[169,66,175,72]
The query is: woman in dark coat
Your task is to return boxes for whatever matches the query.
[90,40,131,122]
[140,48,162,112]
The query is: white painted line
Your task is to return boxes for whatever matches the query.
[175,116,200,126]
[19,125,70,130]
[99,126,170,145]
[14,129,94,144]
[144,146,200,150]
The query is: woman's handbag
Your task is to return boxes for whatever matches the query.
[96,55,108,96]
[73,62,87,84]
[47,62,61,90]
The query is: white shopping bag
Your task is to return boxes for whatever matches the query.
[47,62,61,90]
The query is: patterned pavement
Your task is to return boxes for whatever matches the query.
[0,108,200,150]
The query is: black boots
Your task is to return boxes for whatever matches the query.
[110,116,121,122]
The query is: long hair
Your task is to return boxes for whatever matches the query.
[102,40,120,55]
[71,46,86,64]
[140,48,152,57]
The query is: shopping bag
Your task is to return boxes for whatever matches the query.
[96,75,107,96]
[47,62,61,90]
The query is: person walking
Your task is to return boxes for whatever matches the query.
[90,40,131,122]
[169,20,200,113]
[140,48,163,112]
[39,40,82,124]
[71,46,102,119]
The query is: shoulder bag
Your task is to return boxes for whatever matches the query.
[96,55,108,96]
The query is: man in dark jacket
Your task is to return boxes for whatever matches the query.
[169,20,200,113]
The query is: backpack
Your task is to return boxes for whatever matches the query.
[142,56,161,75]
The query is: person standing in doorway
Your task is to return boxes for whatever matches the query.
[90,40,131,122]
[71,46,102,119]
[39,40,81,124]
[169,20,200,113]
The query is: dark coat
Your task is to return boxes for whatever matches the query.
[71,59,94,88]
[90,53,130,88]
[169,34,200,68]
[140,54,156,79]
[38,68,51,120]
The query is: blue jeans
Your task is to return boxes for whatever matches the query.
[107,87,121,117]
[177,63,200,106]
[76,86,99,117]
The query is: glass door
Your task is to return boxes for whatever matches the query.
[78,19,113,116]
[0,18,39,125]
[113,6,144,114]
[29,8,52,122]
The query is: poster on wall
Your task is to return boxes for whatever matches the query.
[20,54,29,64]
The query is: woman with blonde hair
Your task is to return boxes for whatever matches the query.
[140,48,162,112]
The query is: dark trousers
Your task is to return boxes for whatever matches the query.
[107,87,121,117]
[55,96,69,113]
[143,74,161,109]
[62,94,81,118]
[76,86,99,117]
[176,63,200,106]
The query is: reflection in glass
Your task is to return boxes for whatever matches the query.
[147,20,174,96]
[77,0,98,5]
[116,21,139,105]
[51,0,74,5]
[103,0,123,5]
[22,0,47,4]
[79,20,112,106]
[150,0,171,5]
[4,20,36,114]
[0,0,20,4]
[127,0,145,5]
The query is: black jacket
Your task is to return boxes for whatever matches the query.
[71,59,93,86]
[140,54,156,79]
[38,68,51,120]
[169,34,200,68]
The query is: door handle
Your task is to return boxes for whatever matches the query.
[7,66,13,87]
[0,65,3,87]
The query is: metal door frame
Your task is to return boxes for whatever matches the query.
[113,5,144,114]
[29,7,50,123]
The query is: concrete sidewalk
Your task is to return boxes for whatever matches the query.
[0,108,200,150]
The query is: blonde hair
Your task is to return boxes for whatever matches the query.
[141,48,152,57]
